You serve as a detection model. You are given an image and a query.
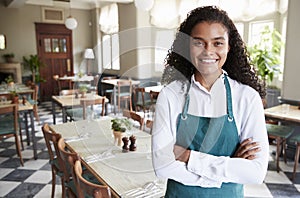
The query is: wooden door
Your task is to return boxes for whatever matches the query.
[35,23,73,101]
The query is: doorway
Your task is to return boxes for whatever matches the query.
[35,23,74,101]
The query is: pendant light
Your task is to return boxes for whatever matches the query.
[65,1,77,30]
[134,0,154,11]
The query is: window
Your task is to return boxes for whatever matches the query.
[249,21,274,47]
[154,30,175,72]
[43,37,67,53]
[102,33,120,70]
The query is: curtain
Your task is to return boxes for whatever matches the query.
[99,3,119,34]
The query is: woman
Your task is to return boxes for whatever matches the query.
[152,6,269,197]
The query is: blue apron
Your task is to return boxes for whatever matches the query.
[165,75,243,198]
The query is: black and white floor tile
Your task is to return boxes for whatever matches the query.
[0,101,300,197]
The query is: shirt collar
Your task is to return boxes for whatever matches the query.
[191,70,227,91]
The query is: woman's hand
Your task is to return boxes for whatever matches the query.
[234,138,261,160]
[173,145,191,163]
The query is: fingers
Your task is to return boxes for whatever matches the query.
[173,145,190,163]
[234,138,261,160]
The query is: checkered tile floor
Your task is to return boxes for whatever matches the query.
[0,101,300,197]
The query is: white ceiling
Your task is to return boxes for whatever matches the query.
[5,0,134,9]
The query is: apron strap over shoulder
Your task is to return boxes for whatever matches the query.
[181,82,191,120]
[223,74,234,121]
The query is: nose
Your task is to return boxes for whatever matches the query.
[203,44,214,55]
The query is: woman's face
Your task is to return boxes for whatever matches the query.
[189,22,230,76]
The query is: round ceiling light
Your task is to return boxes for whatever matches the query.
[134,0,154,11]
[65,16,78,30]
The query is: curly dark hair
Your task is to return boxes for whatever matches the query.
[161,6,265,98]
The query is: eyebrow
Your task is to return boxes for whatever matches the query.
[191,36,226,41]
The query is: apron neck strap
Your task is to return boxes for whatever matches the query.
[224,74,234,120]
[181,74,234,119]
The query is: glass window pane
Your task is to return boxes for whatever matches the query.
[44,38,51,52]
[249,21,274,46]
[0,34,6,50]
[52,38,59,53]
[59,38,67,53]
[111,33,120,70]
[102,35,111,69]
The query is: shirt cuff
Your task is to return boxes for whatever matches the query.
[187,150,227,187]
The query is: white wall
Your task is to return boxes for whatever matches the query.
[281,0,300,101]
[0,4,93,75]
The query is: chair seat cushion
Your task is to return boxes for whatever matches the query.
[266,124,295,138]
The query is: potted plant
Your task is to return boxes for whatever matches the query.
[23,54,46,84]
[111,118,132,146]
[79,84,88,98]
[248,26,284,107]
[2,53,14,63]
[10,89,19,104]
[5,75,14,87]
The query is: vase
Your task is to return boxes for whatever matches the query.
[113,131,124,146]
[11,96,19,104]
[81,91,86,98]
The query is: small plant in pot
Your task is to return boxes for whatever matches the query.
[111,118,132,146]
[5,75,14,87]
[2,53,14,63]
[10,90,19,104]
[79,85,88,98]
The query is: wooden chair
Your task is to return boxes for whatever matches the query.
[267,123,295,172]
[89,75,100,94]
[285,134,300,181]
[116,80,133,112]
[57,138,80,197]
[53,75,71,94]
[66,97,106,121]
[122,109,144,130]
[41,123,65,198]
[73,160,111,198]
[133,87,152,114]
[0,104,24,166]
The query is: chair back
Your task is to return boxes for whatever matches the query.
[0,104,23,166]
[0,104,18,124]
[123,109,144,130]
[80,97,106,119]
[117,80,133,111]
[74,160,111,198]
[53,75,60,95]
[42,124,62,163]
[58,138,80,196]
[149,91,159,103]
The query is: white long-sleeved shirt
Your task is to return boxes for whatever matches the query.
[151,73,269,188]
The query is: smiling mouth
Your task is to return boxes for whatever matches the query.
[199,59,217,63]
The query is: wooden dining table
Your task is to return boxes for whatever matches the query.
[51,93,109,124]
[0,83,34,97]
[49,118,166,198]
[264,104,300,124]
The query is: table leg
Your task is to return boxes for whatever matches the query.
[62,107,67,123]
[29,111,37,159]
[113,85,117,114]
[24,112,30,146]
[52,100,56,125]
